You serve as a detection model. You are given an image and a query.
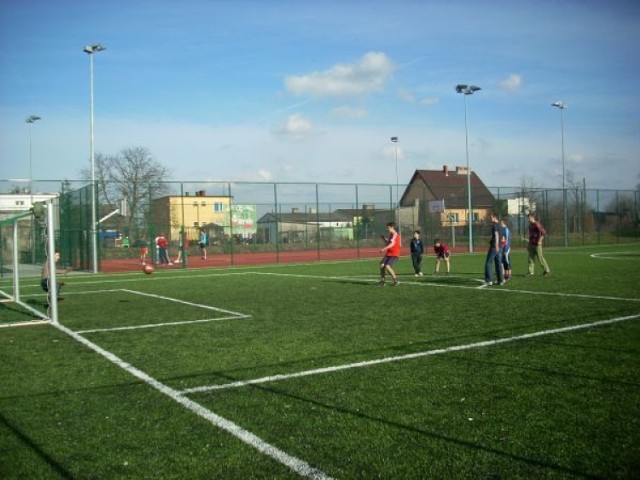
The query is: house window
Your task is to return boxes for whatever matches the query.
[448,213,459,223]
[473,212,480,222]
[214,203,225,212]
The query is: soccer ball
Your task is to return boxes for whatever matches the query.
[143,264,154,275]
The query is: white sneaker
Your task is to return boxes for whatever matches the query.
[419,272,424,276]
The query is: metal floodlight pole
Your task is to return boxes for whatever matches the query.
[551,101,568,247]
[455,84,481,253]
[25,115,42,207]
[26,115,41,264]
[391,136,399,224]
[84,43,106,273]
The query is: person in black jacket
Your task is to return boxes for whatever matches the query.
[410,230,425,277]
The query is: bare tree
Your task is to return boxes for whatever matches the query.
[79,146,170,237]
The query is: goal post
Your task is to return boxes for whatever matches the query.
[0,198,58,327]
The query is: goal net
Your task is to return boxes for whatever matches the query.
[0,199,59,327]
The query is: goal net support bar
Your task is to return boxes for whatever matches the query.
[0,199,58,326]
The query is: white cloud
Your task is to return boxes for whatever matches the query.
[500,73,523,92]
[419,96,439,106]
[284,51,395,97]
[398,89,439,107]
[332,105,367,119]
[568,153,585,164]
[257,169,273,181]
[275,113,314,137]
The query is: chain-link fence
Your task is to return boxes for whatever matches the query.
[1,179,638,274]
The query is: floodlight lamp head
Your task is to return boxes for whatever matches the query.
[455,84,468,93]
[469,85,481,93]
[390,136,398,142]
[551,101,566,109]
[83,44,106,54]
[25,115,41,123]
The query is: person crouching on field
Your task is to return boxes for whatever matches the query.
[379,222,401,287]
[433,238,451,274]
[41,251,71,301]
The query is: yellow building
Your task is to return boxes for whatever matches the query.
[152,193,232,242]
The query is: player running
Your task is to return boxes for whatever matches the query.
[379,222,401,287]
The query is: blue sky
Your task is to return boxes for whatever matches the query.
[1,0,639,190]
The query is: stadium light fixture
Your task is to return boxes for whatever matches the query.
[551,101,568,247]
[391,137,399,223]
[455,83,481,253]
[84,43,106,273]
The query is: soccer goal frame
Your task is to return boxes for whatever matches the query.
[0,198,59,326]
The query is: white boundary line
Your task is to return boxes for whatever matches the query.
[76,315,250,334]
[590,252,640,260]
[252,271,640,302]
[74,289,251,333]
[53,322,333,480]
[0,319,50,329]
[181,312,640,394]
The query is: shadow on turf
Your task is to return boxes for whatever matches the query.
[331,273,482,287]
[0,411,74,479]
[195,372,599,478]
[168,316,610,391]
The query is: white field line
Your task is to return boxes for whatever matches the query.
[120,289,249,316]
[252,271,640,302]
[590,252,640,260]
[0,319,50,329]
[181,312,640,395]
[76,315,250,334]
[73,289,251,333]
[53,322,334,480]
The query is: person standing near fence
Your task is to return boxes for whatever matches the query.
[410,230,424,277]
[199,228,208,260]
[527,213,551,276]
[176,230,189,264]
[379,222,401,287]
[139,235,149,265]
[484,212,504,286]
[500,218,512,281]
[157,233,172,266]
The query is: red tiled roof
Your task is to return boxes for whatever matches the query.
[401,168,495,208]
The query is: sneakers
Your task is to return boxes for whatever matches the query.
[392,279,399,287]
[543,271,551,276]
[482,281,493,287]
[419,272,423,277]
[378,280,385,287]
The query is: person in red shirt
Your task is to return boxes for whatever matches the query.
[379,222,401,286]
[433,238,451,274]
[157,233,172,265]
[527,213,551,276]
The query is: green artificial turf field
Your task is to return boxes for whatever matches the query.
[1,243,639,479]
